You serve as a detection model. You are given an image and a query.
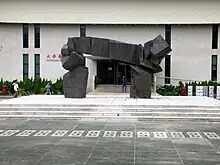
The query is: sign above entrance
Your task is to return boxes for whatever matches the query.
[46,54,61,61]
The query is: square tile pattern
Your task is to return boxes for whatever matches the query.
[33,130,52,136]
[170,132,186,138]
[186,132,203,138]
[51,130,68,137]
[153,132,168,138]
[120,131,133,138]
[16,130,36,136]
[0,130,219,140]
[85,131,101,137]
[68,130,84,137]
[0,130,20,136]
[137,131,150,138]
[103,131,117,137]
[203,132,220,139]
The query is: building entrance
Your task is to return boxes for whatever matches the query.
[97,60,131,85]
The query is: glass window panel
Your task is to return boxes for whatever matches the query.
[23,54,28,64]
[35,54,40,64]
[34,24,40,48]
[212,24,218,49]
[23,24,29,48]
[23,64,28,73]
[212,55,217,66]
[35,65,40,74]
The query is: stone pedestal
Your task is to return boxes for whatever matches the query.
[63,66,88,98]
[130,66,152,98]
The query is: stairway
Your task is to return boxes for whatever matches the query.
[1,95,220,120]
[95,85,130,93]
[0,105,220,120]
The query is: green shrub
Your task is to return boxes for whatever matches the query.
[157,80,220,96]
[156,84,181,96]
[0,77,63,95]
[40,88,46,94]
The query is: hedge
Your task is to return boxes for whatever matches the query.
[0,78,63,96]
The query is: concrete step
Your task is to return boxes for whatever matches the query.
[1,104,220,109]
[0,110,220,115]
[0,96,13,100]
[0,109,220,120]
[96,85,131,93]
[0,114,220,120]
[1,107,220,112]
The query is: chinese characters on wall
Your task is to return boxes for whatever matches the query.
[46,54,61,61]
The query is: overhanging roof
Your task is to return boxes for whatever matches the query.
[0,0,220,24]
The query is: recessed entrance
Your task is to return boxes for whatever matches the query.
[96,60,131,85]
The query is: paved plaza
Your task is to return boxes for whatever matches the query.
[0,118,220,165]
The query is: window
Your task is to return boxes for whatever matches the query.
[212,24,218,49]
[165,25,171,47]
[211,55,217,81]
[80,25,86,37]
[23,24,29,48]
[165,55,171,84]
[34,24,40,48]
[23,54,29,80]
[34,54,40,78]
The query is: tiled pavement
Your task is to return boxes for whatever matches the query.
[1,129,220,139]
[0,118,220,165]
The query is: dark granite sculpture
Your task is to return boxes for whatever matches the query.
[61,35,171,98]
[61,44,88,98]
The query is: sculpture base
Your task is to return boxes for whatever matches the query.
[130,66,152,98]
[63,66,88,98]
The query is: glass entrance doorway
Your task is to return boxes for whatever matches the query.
[97,60,131,85]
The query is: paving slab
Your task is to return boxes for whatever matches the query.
[0,118,220,164]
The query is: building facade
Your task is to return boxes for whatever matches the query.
[0,0,220,92]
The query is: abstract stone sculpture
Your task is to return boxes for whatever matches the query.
[61,35,171,98]
[61,44,88,98]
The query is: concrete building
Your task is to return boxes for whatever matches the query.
[0,0,220,92]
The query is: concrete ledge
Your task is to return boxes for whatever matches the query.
[1,107,220,112]
[0,110,220,119]
[1,115,220,120]
[0,95,220,107]
[0,96,13,100]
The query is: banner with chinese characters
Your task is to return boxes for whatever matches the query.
[203,86,208,96]
[46,54,61,61]
[217,86,220,100]
[209,86,214,98]
[196,86,203,96]
[187,86,193,96]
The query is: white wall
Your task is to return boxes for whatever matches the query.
[87,24,166,85]
[0,23,23,81]
[23,24,80,82]
[86,58,97,93]
[1,23,220,89]
[171,25,213,85]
